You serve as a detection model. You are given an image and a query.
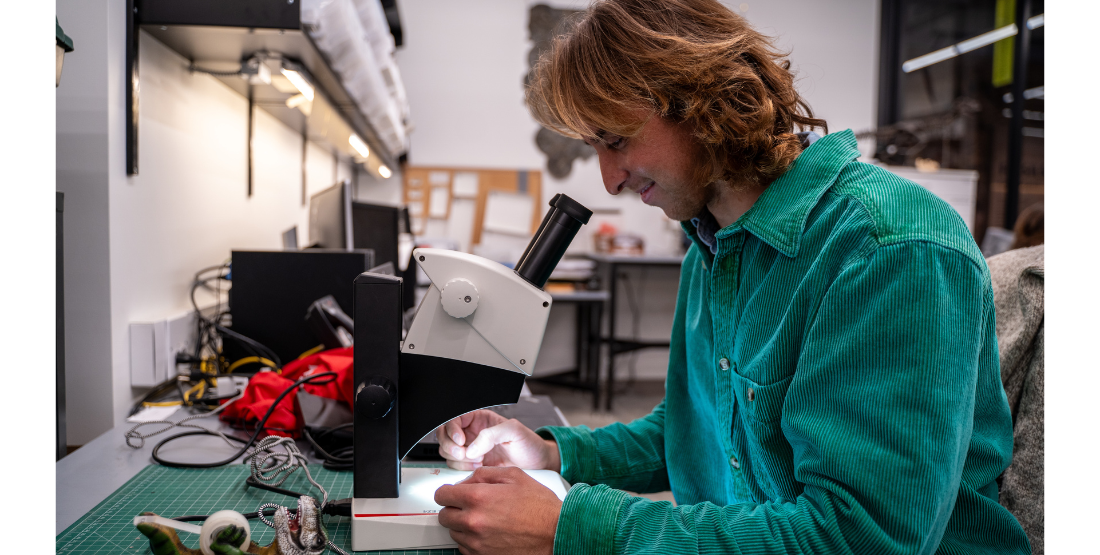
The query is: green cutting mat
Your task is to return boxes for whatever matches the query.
[56,463,458,555]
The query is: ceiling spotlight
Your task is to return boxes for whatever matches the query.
[378,165,392,179]
[349,134,370,158]
[280,68,314,101]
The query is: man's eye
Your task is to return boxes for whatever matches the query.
[606,137,625,149]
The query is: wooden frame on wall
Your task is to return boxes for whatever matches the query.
[403,166,542,248]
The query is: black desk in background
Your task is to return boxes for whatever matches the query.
[529,290,610,410]
[586,253,684,410]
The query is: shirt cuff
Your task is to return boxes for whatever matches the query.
[553,483,629,555]
[536,425,598,484]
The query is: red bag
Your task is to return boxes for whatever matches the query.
[219,347,354,437]
[282,346,355,405]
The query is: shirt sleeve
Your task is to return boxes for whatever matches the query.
[545,240,1023,555]
[536,398,671,494]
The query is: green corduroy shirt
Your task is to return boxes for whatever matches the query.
[538,130,1030,554]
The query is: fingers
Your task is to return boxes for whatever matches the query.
[442,418,466,449]
[465,419,527,460]
[462,465,524,485]
[444,459,483,471]
[435,483,467,509]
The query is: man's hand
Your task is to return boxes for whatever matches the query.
[436,410,560,471]
[435,466,562,555]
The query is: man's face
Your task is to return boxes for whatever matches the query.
[584,113,712,221]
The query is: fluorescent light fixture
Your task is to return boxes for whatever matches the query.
[1027,13,1044,30]
[902,46,959,73]
[280,68,314,101]
[349,134,370,158]
[286,93,309,109]
[957,24,1018,53]
[378,165,393,179]
[285,93,312,117]
[904,23,1021,73]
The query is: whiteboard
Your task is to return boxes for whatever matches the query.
[483,191,534,236]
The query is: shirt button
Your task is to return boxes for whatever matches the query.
[719,358,730,371]
[747,387,755,402]
[729,455,740,469]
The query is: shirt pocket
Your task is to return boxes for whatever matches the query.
[731,366,792,424]
[730,369,799,501]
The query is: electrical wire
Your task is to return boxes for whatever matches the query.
[216,324,283,369]
[125,388,247,449]
[147,372,337,468]
[226,356,280,374]
[298,344,326,359]
[188,65,243,77]
[301,424,354,471]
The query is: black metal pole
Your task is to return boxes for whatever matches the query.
[247,84,254,197]
[876,0,901,128]
[1005,0,1032,229]
[57,192,67,460]
[301,127,308,205]
[126,0,139,175]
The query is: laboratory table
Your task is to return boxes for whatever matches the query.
[529,289,610,410]
[56,385,567,535]
[585,253,684,410]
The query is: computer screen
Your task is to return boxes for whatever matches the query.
[351,201,400,267]
[308,181,352,249]
[227,249,374,365]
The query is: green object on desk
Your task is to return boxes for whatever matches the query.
[56,463,458,555]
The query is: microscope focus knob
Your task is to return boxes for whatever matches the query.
[356,377,396,419]
[440,278,479,318]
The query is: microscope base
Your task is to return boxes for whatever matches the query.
[350,467,570,552]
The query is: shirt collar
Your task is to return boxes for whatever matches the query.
[733,129,860,258]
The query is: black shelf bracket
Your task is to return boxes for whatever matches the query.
[126,0,140,175]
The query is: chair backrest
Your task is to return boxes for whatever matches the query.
[987,244,1044,554]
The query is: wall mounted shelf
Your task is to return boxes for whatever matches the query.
[128,0,400,191]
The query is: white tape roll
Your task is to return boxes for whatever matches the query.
[198,510,251,555]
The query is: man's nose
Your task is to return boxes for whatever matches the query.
[598,152,627,195]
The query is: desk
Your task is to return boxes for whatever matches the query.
[529,289,609,410]
[585,253,684,410]
[55,407,302,534]
[56,389,567,535]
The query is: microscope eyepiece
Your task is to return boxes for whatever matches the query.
[514,194,593,289]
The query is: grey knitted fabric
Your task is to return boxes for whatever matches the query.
[988,245,1044,554]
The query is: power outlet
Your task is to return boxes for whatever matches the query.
[130,311,198,387]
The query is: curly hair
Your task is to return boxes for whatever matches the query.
[526,0,827,188]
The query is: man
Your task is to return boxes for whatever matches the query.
[432,1,1031,554]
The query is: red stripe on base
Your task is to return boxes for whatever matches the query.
[353,513,439,517]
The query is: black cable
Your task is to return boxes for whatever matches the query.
[171,497,351,522]
[129,377,185,416]
[190,263,230,373]
[150,372,337,468]
[215,324,283,369]
[245,475,309,499]
[189,66,243,78]
[301,425,354,471]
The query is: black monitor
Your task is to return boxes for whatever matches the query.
[227,249,374,365]
[351,201,400,267]
[308,181,353,249]
[308,181,415,309]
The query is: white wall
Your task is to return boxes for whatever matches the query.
[58,0,364,444]
[57,0,117,445]
[394,0,880,379]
